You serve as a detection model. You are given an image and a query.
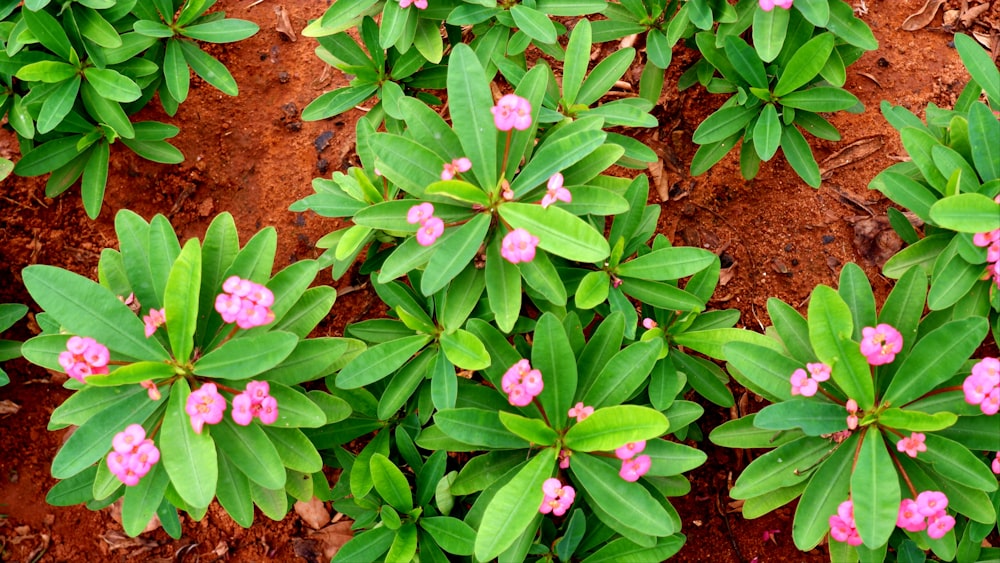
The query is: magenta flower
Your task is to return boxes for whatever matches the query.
[991,451,999,475]
[216,277,275,328]
[790,368,818,397]
[186,383,226,434]
[964,358,1000,415]
[140,380,161,401]
[539,478,575,517]
[927,512,955,539]
[619,454,651,482]
[440,157,472,181]
[501,359,543,406]
[58,336,110,383]
[231,393,254,426]
[416,216,445,246]
[567,402,593,422]
[259,395,279,424]
[143,308,166,338]
[491,94,532,131]
[540,173,571,209]
[399,0,427,8]
[860,324,903,365]
[615,440,646,460]
[897,498,927,532]
[501,228,539,264]
[916,491,948,517]
[231,381,279,426]
[896,432,927,458]
[758,0,793,10]
[828,499,862,546]
[642,318,658,330]
[407,202,435,225]
[107,425,160,486]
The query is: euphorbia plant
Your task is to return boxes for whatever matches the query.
[711,263,998,562]
[0,303,28,386]
[22,210,360,536]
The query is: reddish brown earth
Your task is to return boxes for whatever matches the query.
[0,1,997,561]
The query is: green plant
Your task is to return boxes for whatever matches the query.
[22,210,361,536]
[0,303,27,386]
[2,0,258,217]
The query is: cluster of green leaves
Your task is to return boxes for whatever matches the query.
[869,33,1000,339]
[23,210,362,536]
[686,0,876,186]
[1,0,258,217]
[711,263,999,562]
[0,302,27,386]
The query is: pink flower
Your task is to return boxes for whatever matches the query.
[416,216,444,246]
[759,0,793,10]
[897,499,927,532]
[58,336,110,383]
[806,363,831,382]
[107,425,160,486]
[440,158,471,181]
[790,368,818,397]
[215,277,275,329]
[539,478,575,517]
[491,94,532,131]
[112,424,147,454]
[186,383,226,434]
[568,402,593,422]
[972,357,1000,386]
[615,441,646,460]
[501,359,543,406]
[964,358,1000,415]
[927,512,955,539]
[540,173,571,209]
[232,381,278,425]
[231,393,254,426]
[398,0,427,8]
[829,500,863,546]
[142,308,166,338]
[619,454,651,482]
[215,293,242,323]
[246,284,275,308]
[140,380,161,401]
[845,399,859,430]
[223,275,253,297]
[915,491,948,517]
[259,395,279,424]
[860,324,903,366]
[642,318,658,330]
[558,449,571,469]
[407,202,435,225]
[982,388,999,415]
[896,432,927,458]
[507,385,532,407]
[991,451,999,475]
[501,228,539,264]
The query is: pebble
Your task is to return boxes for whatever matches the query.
[822,235,835,244]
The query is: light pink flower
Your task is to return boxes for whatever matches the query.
[982,388,999,415]
[558,449,571,469]
[507,384,532,407]
[440,158,471,181]
[759,0,793,10]
[107,425,160,486]
[897,499,927,532]
[141,380,161,401]
[568,402,593,422]
[539,478,575,517]
[236,302,275,330]
[501,359,543,406]
[845,398,859,430]
[416,216,444,246]
[58,336,110,383]
[407,202,435,225]
[231,393,254,426]
[790,368,818,397]
[896,432,927,458]
[916,491,948,517]
[258,395,279,424]
[540,173,571,209]
[186,383,226,434]
[500,228,539,264]
[223,275,253,297]
[112,424,146,454]
[806,362,831,382]
[246,283,275,308]
[992,452,999,475]
[619,454,651,482]
[491,94,532,131]
[615,441,646,460]
[828,499,863,546]
[642,318,657,330]
[215,293,242,323]
[399,0,427,8]
[860,324,903,366]
[964,359,1000,415]
[927,512,955,539]
[142,308,166,338]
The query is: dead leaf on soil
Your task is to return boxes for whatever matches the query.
[719,262,737,286]
[0,399,20,415]
[851,215,903,268]
[275,6,296,42]
[101,530,161,552]
[960,2,991,27]
[107,498,162,535]
[648,160,670,202]
[294,497,331,530]
[902,0,946,31]
[819,135,884,179]
[308,520,354,561]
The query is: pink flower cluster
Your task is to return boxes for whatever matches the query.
[407,202,445,246]
[568,402,593,422]
[143,308,166,338]
[491,94,532,131]
[897,491,955,539]
[232,381,279,426]
[896,432,926,458]
[845,399,860,430]
[440,157,471,181]
[186,383,226,434]
[828,499,862,546]
[992,451,1000,475]
[501,359,543,406]
[789,362,831,397]
[963,357,999,415]
[58,336,110,382]
[398,0,427,9]
[539,478,575,517]
[759,0,792,10]
[106,424,160,486]
[540,173,571,209]
[616,440,651,482]
[860,324,903,366]
[501,228,539,264]
[973,226,1000,289]
[215,276,275,329]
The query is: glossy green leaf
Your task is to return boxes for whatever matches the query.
[729,436,831,499]
[954,33,1000,106]
[160,379,217,508]
[825,0,878,50]
[922,433,999,492]
[570,453,674,536]
[447,44,496,190]
[180,19,259,43]
[808,285,873,408]
[709,414,803,449]
[692,105,755,145]
[498,411,557,446]
[474,450,555,561]
[434,408,530,449]
[752,5,788,62]
[499,203,609,263]
[421,516,476,556]
[967,102,1000,182]
[779,87,859,112]
[929,193,1000,233]
[421,214,490,295]
[212,417,285,489]
[193,332,298,379]
[564,405,668,452]
[121,462,169,537]
[440,329,490,371]
[371,453,413,512]
[336,334,431,389]
[510,4,557,44]
[178,39,238,96]
[532,313,576,430]
[851,429,900,548]
[579,340,662,409]
[754,399,847,436]
[792,434,855,550]
[780,125,821,187]
[216,451,254,527]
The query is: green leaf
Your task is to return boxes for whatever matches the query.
[967,102,1000,182]
[692,105,755,145]
[900,127,947,192]
[83,361,174,387]
[22,5,72,59]
[851,429,899,548]
[211,417,285,489]
[216,452,253,527]
[80,141,109,219]
[578,49,636,106]
[447,44,496,190]
[46,465,99,506]
[84,67,141,102]
[263,427,323,473]
[724,35,767,89]
[929,193,1000,233]
[302,84,378,121]
[499,203,610,263]
[955,33,1000,106]
[779,87,859,112]
[615,247,716,281]
[878,408,956,432]
[180,19,259,43]
[753,103,782,161]
[15,136,84,177]
[808,286,873,408]
[773,33,835,97]
[570,453,674,536]
[15,61,78,83]
[730,436,831,499]
[754,399,847,436]
[564,405,668,452]
[421,516,476,556]
[160,379,218,508]
[121,462,169,537]
[579,340,662,409]
[370,453,413,512]
[752,5,788,62]
[510,5,557,44]
[178,39,238,96]
[193,332,298,379]
[709,414,803,449]
[792,434,855,550]
[825,0,878,50]
[575,270,609,310]
[562,18,591,106]
[421,213,490,295]
[81,82,134,139]
[434,408,530,449]
[73,6,122,48]
[922,433,1000,493]
[440,329,490,371]
[518,251,567,306]
[498,411,558,446]
[332,527,394,563]
[532,313,576,430]
[485,236,521,333]
[780,123,821,187]
[509,130,606,196]
[163,240,200,363]
[674,327,783,361]
[425,180,490,207]
[474,450,555,561]
[619,278,705,312]
[163,38,190,104]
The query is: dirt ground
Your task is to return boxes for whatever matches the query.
[0,0,997,561]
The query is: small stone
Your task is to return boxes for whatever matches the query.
[317,159,329,175]
[43,514,55,526]
[783,243,794,252]
[822,235,835,244]
[278,71,290,84]
[314,131,334,152]
[286,121,302,132]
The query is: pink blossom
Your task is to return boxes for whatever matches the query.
[416,217,444,246]
[231,381,278,425]
[501,228,539,264]
[828,499,863,546]
[897,499,927,532]
[806,362,831,382]
[186,383,226,434]
[642,318,657,330]
[927,512,955,539]
[141,380,161,401]
[501,180,514,201]
[539,478,575,517]
[223,275,253,297]
[216,277,275,329]
[236,302,275,330]
[507,384,532,407]
[407,202,435,225]
[491,94,532,131]
[58,336,110,383]
[845,399,859,430]
[107,425,160,486]
[258,396,279,424]
[964,359,1000,415]
[440,158,471,181]
[790,368,818,397]
[399,0,427,8]
[759,0,793,10]
[540,173,571,209]
[860,324,903,365]
[231,393,254,426]
[568,402,593,422]
[991,451,999,475]
[522,368,544,396]
[558,449,571,469]
[113,424,147,454]
[246,284,275,308]
[215,293,242,323]
[501,359,543,406]
[896,432,927,458]
[142,308,166,338]
[615,441,646,460]
[915,491,948,517]
[982,388,999,415]
[619,454,651,482]
[972,357,1000,386]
